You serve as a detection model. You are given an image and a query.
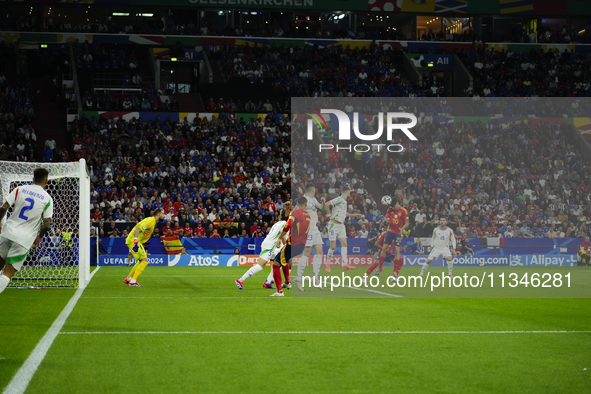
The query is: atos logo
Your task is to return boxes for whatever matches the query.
[187,255,220,266]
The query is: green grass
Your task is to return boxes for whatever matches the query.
[0,288,75,389]
[295,266,591,298]
[2,266,591,393]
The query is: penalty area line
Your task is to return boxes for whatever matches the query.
[58,330,591,335]
[2,267,101,394]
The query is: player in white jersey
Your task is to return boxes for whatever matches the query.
[235,204,290,290]
[419,217,457,278]
[322,185,362,271]
[294,183,326,286]
[0,168,53,294]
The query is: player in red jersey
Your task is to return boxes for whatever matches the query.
[375,199,409,280]
[365,231,396,278]
[269,197,310,296]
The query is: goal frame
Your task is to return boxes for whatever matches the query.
[0,159,91,289]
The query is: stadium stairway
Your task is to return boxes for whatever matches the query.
[32,77,68,158]
[211,59,225,84]
[135,48,156,90]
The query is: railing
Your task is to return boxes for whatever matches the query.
[91,236,587,257]
[69,43,83,113]
[92,73,155,93]
[4,31,591,54]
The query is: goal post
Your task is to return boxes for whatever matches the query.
[0,159,91,289]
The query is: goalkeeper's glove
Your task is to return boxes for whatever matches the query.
[132,239,139,253]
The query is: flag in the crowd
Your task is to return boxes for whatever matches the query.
[162,236,184,255]
[480,237,505,247]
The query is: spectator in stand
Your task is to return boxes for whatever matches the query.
[578,237,591,266]
[194,222,206,238]
[221,44,415,98]
[141,98,150,111]
[402,238,424,255]
[183,223,193,238]
[265,196,276,213]
[206,98,216,112]
[170,220,182,236]
[504,225,515,238]
[44,143,53,162]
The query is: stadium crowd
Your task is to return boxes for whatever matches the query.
[0,75,38,162]
[5,16,165,35]
[73,42,141,71]
[81,88,178,112]
[79,47,591,240]
[7,12,591,45]
[3,36,591,241]
[376,120,591,240]
[75,111,294,238]
[459,47,591,97]
[289,98,591,241]
[218,43,419,98]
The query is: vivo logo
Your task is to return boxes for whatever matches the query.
[405,257,429,266]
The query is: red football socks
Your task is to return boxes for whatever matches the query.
[273,264,283,292]
[366,262,378,276]
[378,254,386,269]
[393,258,404,275]
[281,264,290,283]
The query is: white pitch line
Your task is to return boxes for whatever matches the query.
[343,285,403,298]
[97,275,239,278]
[2,267,101,394]
[58,330,591,335]
[82,296,270,299]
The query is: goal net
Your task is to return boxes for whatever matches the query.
[0,159,90,288]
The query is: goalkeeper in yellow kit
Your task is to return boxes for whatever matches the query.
[124,209,165,287]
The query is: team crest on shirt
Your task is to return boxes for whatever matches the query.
[394,215,398,218]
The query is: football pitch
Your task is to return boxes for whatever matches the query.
[1,266,590,393]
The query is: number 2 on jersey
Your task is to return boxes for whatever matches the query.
[19,198,35,220]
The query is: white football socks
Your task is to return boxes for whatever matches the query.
[327,248,334,263]
[0,274,9,294]
[265,269,274,283]
[420,262,429,277]
[447,260,454,276]
[297,256,307,280]
[312,254,322,277]
[341,247,348,267]
[240,264,263,282]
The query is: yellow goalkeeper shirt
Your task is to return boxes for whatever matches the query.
[126,217,157,244]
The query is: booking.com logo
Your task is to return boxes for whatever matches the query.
[304,108,418,153]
